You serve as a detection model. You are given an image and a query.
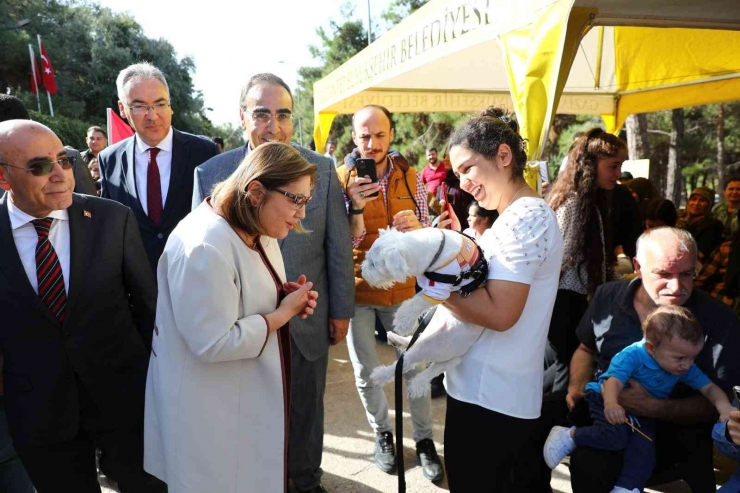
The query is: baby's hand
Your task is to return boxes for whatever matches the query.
[604,402,626,426]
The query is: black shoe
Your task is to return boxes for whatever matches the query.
[297,486,329,493]
[416,438,444,482]
[374,431,397,473]
[430,374,446,399]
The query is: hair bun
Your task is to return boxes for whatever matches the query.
[479,106,519,133]
[479,106,507,119]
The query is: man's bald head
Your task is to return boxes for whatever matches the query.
[0,120,74,217]
[0,120,58,163]
[634,227,697,306]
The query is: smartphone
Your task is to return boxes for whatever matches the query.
[733,385,740,406]
[355,158,379,197]
[440,183,451,213]
[440,183,452,228]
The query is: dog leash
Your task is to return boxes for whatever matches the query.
[395,307,437,493]
[395,232,446,492]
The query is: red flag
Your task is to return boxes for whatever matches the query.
[30,54,42,94]
[107,108,134,145]
[39,41,57,95]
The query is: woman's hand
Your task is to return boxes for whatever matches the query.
[282,275,318,319]
[265,280,318,331]
[436,200,461,231]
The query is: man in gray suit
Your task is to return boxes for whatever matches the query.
[193,73,354,493]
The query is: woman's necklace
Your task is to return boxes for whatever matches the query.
[510,184,530,202]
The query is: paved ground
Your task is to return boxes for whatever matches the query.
[102,337,729,492]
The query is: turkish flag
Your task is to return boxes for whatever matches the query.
[30,56,42,94]
[107,108,134,145]
[39,41,57,95]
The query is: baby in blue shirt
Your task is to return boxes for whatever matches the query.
[544,305,734,493]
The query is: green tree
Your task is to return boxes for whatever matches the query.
[1,0,215,138]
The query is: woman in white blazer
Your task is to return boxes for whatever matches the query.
[144,143,319,493]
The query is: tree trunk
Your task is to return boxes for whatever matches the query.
[666,108,684,206]
[717,104,727,198]
[626,113,650,160]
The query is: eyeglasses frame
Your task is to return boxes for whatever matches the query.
[0,156,76,176]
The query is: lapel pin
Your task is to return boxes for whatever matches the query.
[84,210,92,218]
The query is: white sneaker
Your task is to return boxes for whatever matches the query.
[543,426,576,469]
[610,487,639,493]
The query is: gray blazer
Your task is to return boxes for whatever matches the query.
[193,143,355,361]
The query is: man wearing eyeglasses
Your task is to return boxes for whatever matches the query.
[192,73,354,493]
[0,120,165,492]
[98,62,218,275]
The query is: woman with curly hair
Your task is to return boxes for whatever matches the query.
[546,128,627,392]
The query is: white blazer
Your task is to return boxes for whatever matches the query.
[144,203,289,493]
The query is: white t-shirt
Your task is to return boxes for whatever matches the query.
[445,197,564,419]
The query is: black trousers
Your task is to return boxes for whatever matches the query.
[445,395,537,492]
[14,377,166,493]
[546,289,589,394]
[507,391,571,493]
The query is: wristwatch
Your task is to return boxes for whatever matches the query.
[349,206,365,215]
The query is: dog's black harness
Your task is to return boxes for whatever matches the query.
[422,230,489,297]
[395,230,488,492]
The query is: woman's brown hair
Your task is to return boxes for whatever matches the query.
[548,128,626,294]
[211,142,316,236]
[447,106,528,180]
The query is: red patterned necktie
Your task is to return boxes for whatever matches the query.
[147,147,162,225]
[32,218,67,323]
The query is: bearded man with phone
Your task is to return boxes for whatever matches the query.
[336,104,444,483]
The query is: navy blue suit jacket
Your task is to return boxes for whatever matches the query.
[98,129,218,274]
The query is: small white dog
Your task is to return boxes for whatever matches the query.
[361,227,488,398]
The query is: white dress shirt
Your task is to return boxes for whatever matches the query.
[134,127,174,215]
[8,197,70,295]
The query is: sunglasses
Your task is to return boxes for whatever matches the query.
[271,187,313,208]
[0,156,75,176]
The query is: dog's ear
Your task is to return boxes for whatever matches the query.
[378,227,392,236]
[361,228,411,287]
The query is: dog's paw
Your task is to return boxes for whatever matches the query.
[386,331,412,350]
[370,364,397,387]
[407,375,433,399]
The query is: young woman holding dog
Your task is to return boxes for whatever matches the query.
[439,107,564,491]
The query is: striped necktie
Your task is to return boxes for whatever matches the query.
[31,218,67,323]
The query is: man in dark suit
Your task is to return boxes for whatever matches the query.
[0,120,165,492]
[99,62,218,274]
[193,74,355,493]
[0,93,37,493]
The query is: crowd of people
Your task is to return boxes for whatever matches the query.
[0,59,739,493]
